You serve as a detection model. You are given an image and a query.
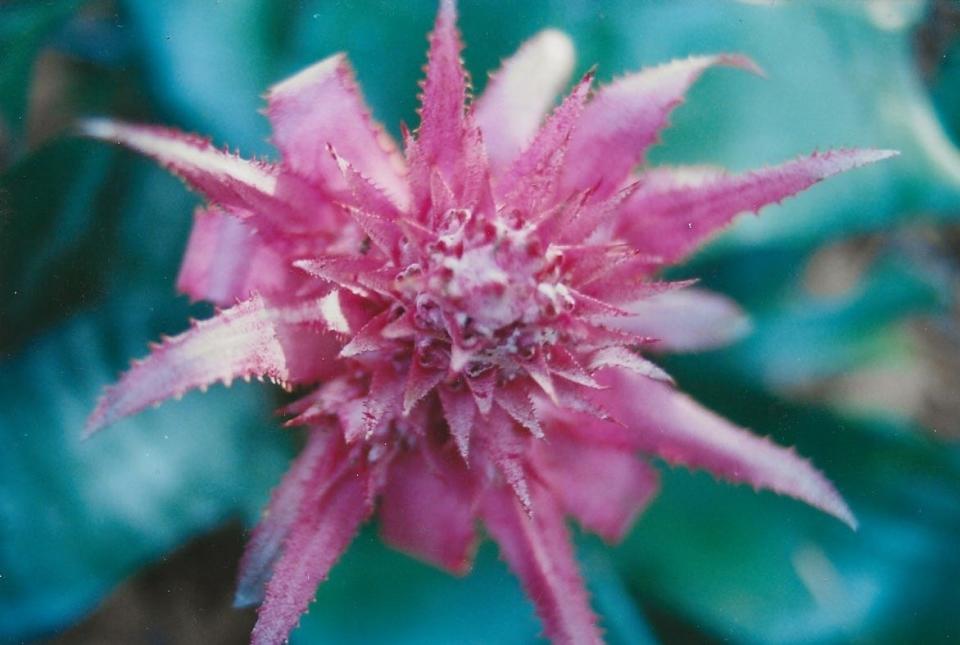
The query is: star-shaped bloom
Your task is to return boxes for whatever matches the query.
[82,2,894,643]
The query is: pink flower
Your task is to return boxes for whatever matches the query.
[82,2,894,643]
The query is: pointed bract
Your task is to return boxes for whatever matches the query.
[438,384,476,459]
[177,207,295,306]
[561,54,762,198]
[79,119,327,234]
[594,369,857,528]
[617,150,898,262]
[380,444,477,573]
[251,452,374,645]
[598,287,751,352]
[475,29,575,173]
[533,430,659,543]
[415,0,467,178]
[267,53,409,208]
[235,430,342,608]
[499,72,593,213]
[86,295,290,435]
[482,484,602,645]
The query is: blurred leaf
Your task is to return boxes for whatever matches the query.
[0,292,291,642]
[0,139,118,351]
[0,0,81,155]
[925,6,960,146]
[578,539,660,645]
[0,137,201,354]
[714,258,945,388]
[292,526,656,645]
[120,0,277,152]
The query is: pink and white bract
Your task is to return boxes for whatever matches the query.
[83,2,894,643]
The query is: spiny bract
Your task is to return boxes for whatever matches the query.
[83,2,894,644]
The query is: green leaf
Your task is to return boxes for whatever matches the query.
[1,139,117,351]
[0,0,82,157]
[929,31,960,147]
[0,138,199,354]
[711,257,945,388]
[120,0,277,152]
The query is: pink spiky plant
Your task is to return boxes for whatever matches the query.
[81,2,894,643]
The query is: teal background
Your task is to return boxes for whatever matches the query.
[1,1,959,643]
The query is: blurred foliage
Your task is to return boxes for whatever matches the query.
[1,0,959,643]
[290,529,656,645]
[0,0,80,161]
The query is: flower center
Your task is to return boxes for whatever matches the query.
[393,208,572,375]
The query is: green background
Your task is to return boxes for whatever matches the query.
[2,1,959,643]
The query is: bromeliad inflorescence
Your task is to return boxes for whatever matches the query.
[82,2,894,643]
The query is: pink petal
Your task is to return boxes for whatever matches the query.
[594,368,857,528]
[235,429,343,607]
[339,310,395,358]
[281,287,371,337]
[294,255,387,297]
[379,444,477,573]
[551,378,615,424]
[251,451,374,645]
[554,242,633,286]
[281,377,363,428]
[328,147,404,220]
[476,407,532,512]
[498,72,593,213]
[177,207,295,306]
[495,379,543,438]
[587,346,673,384]
[569,287,631,320]
[522,351,559,404]
[79,119,326,233]
[230,293,354,385]
[415,0,467,178]
[560,180,642,245]
[429,167,457,217]
[576,270,689,307]
[275,324,345,385]
[402,360,445,416]
[481,483,602,645]
[85,295,290,435]
[617,150,899,263]
[466,368,496,416]
[529,188,591,245]
[568,245,665,290]
[342,205,404,262]
[597,287,750,352]
[561,54,761,198]
[547,346,600,389]
[438,383,475,459]
[475,29,576,174]
[362,363,404,438]
[457,116,497,215]
[267,53,408,208]
[533,429,659,543]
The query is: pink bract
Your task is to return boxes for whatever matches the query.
[82,2,894,643]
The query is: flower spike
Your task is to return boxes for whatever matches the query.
[82,3,894,643]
